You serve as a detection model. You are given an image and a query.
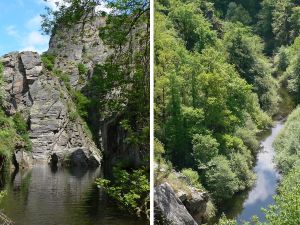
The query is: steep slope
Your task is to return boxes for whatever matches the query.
[0,51,101,168]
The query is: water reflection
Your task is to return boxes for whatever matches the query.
[216,121,284,225]
[0,165,146,225]
[236,121,283,224]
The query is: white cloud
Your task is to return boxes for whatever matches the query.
[26,15,42,30]
[24,31,49,46]
[95,3,111,14]
[6,25,19,38]
[21,45,47,54]
[38,0,65,10]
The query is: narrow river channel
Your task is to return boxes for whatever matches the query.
[236,121,283,224]
[222,120,284,224]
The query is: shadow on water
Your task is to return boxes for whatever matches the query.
[0,165,147,225]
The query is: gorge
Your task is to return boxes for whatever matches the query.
[0,1,150,224]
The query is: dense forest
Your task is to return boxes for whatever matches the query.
[154,0,300,224]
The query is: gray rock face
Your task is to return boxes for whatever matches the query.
[154,183,198,225]
[176,188,209,224]
[1,51,101,167]
[48,16,111,87]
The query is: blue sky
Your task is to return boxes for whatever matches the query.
[0,0,62,56]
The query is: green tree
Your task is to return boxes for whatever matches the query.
[192,134,219,165]
[96,168,150,218]
[205,155,239,201]
[225,2,252,25]
[223,23,278,115]
[169,0,217,52]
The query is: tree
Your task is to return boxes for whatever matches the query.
[192,134,219,165]
[225,2,252,25]
[168,0,217,52]
[272,0,294,46]
[223,23,279,115]
[205,155,239,201]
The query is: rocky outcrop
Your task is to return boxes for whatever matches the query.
[47,15,146,169]
[154,182,198,225]
[48,16,111,87]
[0,51,101,167]
[176,188,209,224]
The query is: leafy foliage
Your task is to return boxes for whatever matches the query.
[41,53,55,71]
[96,168,150,218]
[262,167,300,225]
[77,63,88,75]
[155,0,272,204]
[13,113,32,151]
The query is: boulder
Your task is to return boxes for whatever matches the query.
[154,182,198,225]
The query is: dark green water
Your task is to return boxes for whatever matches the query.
[0,165,147,225]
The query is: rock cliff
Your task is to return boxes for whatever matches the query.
[47,16,111,88]
[46,15,146,168]
[0,14,142,169]
[0,51,101,168]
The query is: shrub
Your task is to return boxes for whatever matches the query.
[70,90,90,119]
[96,168,150,219]
[41,53,55,71]
[78,63,88,75]
[262,168,300,225]
[192,134,219,165]
[69,110,78,122]
[205,156,239,202]
[274,107,300,174]
[0,110,16,158]
[181,168,203,189]
[229,153,255,191]
[53,70,71,89]
[13,112,32,151]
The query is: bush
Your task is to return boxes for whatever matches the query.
[181,168,203,189]
[13,113,32,151]
[229,153,255,191]
[154,138,165,161]
[78,63,88,75]
[41,53,55,71]
[205,156,239,202]
[192,134,219,165]
[53,70,71,89]
[262,167,300,225]
[96,168,150,219]
[216,214,237,225]
[69,110,78,122]
[0,110,16,158]
[274,107,300,174]
[70,90,90,119]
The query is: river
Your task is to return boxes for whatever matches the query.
[222,120,284,224]
[0,165,146,225]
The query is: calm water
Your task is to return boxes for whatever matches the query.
[0,165,147,225]
[223,121,284,224]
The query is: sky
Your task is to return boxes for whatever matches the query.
[0,0,62,56]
